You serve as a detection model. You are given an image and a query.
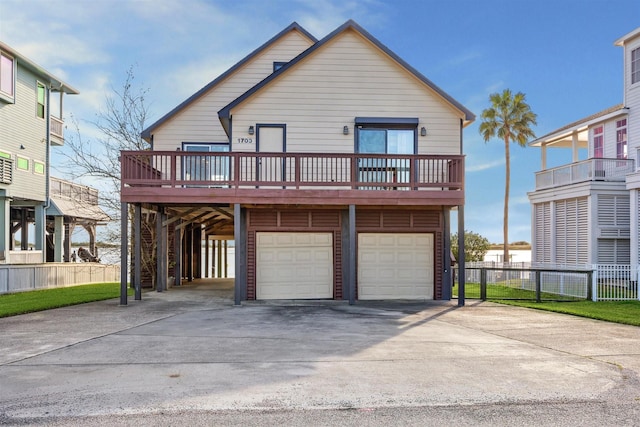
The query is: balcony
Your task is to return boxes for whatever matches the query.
[120,151,465,206]
[534,158,634,190]
[50,176,99,205]
[50,116,64,146]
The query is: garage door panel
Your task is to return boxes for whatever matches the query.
[358,233,434,300]
[257,232,333,299]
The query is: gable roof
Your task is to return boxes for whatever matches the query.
[141,22,317,141]
[218,19,475,129]
[528,104,627,147]
[0,41,79,95]
[614,27,640,46]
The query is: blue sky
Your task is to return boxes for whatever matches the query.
[1,0,638,243]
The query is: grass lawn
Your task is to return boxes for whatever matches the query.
[495,300,640,327]
[0,283,130,318]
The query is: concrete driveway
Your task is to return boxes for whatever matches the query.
[1,280,639,426]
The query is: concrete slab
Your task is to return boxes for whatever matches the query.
[0,284,639,425]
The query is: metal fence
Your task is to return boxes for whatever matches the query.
[454,262,640,302]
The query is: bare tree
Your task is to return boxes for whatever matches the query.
[62,66,157,285]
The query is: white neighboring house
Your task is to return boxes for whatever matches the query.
[528,27,640,268]
[483,249,531,264]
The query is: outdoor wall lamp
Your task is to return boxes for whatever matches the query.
[20,144,25,149]
[420,127,427,136]
[343,125,349,135]
[248,126,255,135]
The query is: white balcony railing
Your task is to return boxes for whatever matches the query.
[535,158,634,190]
[50,116,64,139]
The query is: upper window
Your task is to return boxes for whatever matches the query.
[0,51,15,100]
[593,126,604,158]
[616,119,627,159]
[273,61,287,72]
[37,82,45,118]
[632,47,640,85]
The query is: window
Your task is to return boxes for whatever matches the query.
[356,121,416,189]
[0,151,10,159]
[616,119,627,159]
[16,156,29,171]
[593,126,603,158]
[0,51,14,99]
[34,161,45,175]
[37,82,45,118]
[273,61,287,72]
[182,143,230,186]
[632,47,640,85]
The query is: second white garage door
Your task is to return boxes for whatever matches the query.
[256,232,333,299]
[358,233,434,300]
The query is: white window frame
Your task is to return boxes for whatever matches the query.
[593,125,604,158]
[616,119,627,159]
[0,50,15,103]
[36,81,46,119]
[632,47,640,85]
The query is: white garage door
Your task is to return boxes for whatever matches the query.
[358,233,434,300]
[256,232,333,299]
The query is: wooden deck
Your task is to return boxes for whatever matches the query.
[121,151,465,206]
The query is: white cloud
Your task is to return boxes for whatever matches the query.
[466,158,504,172]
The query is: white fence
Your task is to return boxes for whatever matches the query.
[0,263,120,294]
[592,264,639,301]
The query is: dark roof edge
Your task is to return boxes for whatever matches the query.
[219,19,475,122]
[141,22,317,140]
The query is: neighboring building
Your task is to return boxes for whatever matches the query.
[528,27,640,268]
[121,20,474,303]
[0,41,106,264]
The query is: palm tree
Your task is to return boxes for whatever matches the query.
[479,89,537,264]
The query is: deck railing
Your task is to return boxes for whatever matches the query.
[535,158,634,190]
[120,151,464,191]
[50,176,99,205]
[50,116,64,139]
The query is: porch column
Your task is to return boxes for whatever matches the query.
[53,216,64,262]
[224,240,228,278]
[186,224,193,282]
[217,239,223,278]
[572,131,579,162]
[120,202,128,305]
[63,222,72,262]
[233,204,246,305]
[134,204,142,300]
[20,208,28,250]
[204,236,210,278]
[348,204,356,305]
[442,208,452,300]
[541,143,547,170]
[0,197,9,262]
[457,204,465,307]
[156,207,167,292]
[193,224,202,279]
[34,203,45,262]
[174,219,182,287]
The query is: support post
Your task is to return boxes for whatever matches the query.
[134,204,142,300]
[224,240,228,278]
[535,270,541,303]
[457,205,465,307]
[174,220,182,287]
[217,239,223,278]
[348,205,356,305]
[120,202,128,305]
[53,216,64,262]
[442,208,451,300]
[233,204,246,305]
[204,236,210,278]
[34,204,45,261]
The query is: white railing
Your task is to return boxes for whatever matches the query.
[50,116,64,139]
[592,264,639,301]
[535,158,634,190]
[0,263,120,294]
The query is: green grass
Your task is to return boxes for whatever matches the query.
[494,300,640,327]
[0,283,130,318]
[453,282,580,301]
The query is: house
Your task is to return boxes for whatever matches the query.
[120,20,475,304]
[0,41,107,265]
[528,27,640,268]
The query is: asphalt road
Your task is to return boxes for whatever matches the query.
[1,280,639,426]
